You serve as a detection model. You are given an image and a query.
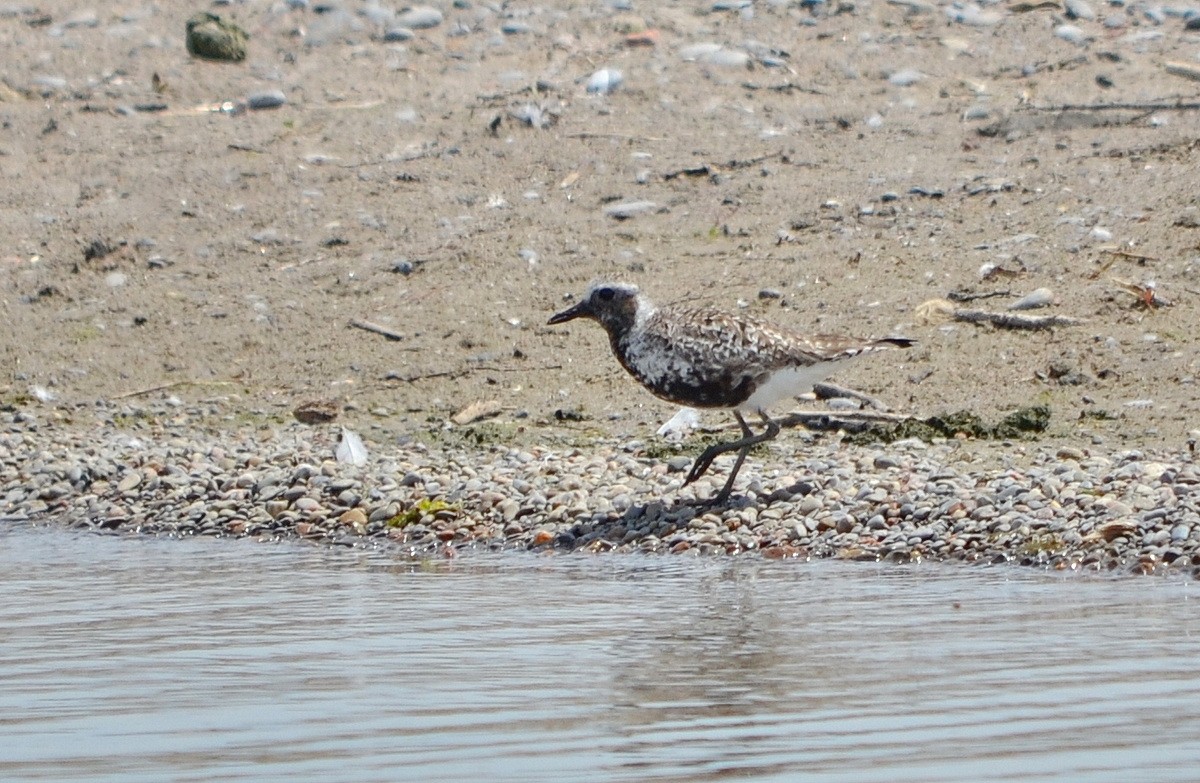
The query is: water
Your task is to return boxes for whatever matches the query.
[2,523,1199,783]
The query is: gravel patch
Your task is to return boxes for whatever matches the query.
[2,406,1198,577]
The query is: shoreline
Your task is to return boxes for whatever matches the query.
[3,404,1199,577]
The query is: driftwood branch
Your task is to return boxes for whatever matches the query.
[812,382,890,411]
[711,409,912,433]
[952,308,1084,330]
[777,410,911,432]
[1033,100,1200,113]
[916,298,1082,330]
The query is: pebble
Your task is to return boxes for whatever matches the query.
[1054,24,1090,45]
[946,4,1003,26]
[246,90,287,111]
[396,6,442,29]
[116,472,142,493]
[1008,287,1055,311]
[888,69,924,86]
[604,200,663,219]
[679,43,751,67]
[586,68,623,95]
[1064,0,1096,20]
[666,456,692,473]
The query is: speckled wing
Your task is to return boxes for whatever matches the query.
[617,305,912,410]
[656,306,894,369]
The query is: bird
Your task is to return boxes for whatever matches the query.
[547,282,915,504]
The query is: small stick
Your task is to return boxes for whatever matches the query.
[471,364,563,373]
[386,363,563,383]
[946,289,1013,303]
[1101,248,1158,262]
[953,309,1083,329]
[386,369,467,383]
[111,380,234,400]
[565,132,667,142]
[349,319,404,341]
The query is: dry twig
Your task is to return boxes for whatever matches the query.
[349,319,404,341]
[112,380,235,400]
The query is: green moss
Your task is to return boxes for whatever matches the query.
[420,421,522,449]
[845,405,1052,445]
[185,12,248,62]
[73,325,102,343]
[993,405,1052,438]
[387,498,459,528]
[1021,533,1066,555]
[0,392,33,411]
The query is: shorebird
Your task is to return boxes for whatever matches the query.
[548,282,915,504]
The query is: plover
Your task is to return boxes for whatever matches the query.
[548,282,915,504]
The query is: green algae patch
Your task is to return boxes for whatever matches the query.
[1021,533,1067,556]
[388,498,458,528]
[418,421,524,449]
[186,12,248,62]
[846,405,1052,445]
[993,405,1052,438]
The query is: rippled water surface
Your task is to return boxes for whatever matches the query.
[3,523,1199,783]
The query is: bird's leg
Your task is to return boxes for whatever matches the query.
[685,412,782,504]
[684,412,755,486]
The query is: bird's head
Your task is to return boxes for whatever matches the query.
[547,282,644,334]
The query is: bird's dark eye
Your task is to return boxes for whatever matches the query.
[596,287,615,301]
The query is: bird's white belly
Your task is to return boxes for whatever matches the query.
[736,361,841,415]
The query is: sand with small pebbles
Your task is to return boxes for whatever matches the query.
[2,1,1199,564]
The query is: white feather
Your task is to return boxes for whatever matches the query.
[657,407,701,440]
[737,362,842,415]
[336,427,368,466]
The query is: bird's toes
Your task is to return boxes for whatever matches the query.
[698,490,732,508]
[684,460,712,486]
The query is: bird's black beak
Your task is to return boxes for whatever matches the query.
[547,300,589,325]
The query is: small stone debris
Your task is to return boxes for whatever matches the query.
[3,406,1198,575]
[293,400,340,424]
